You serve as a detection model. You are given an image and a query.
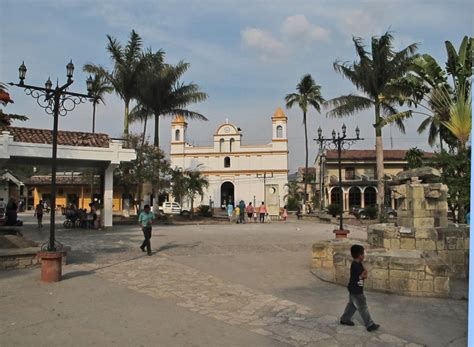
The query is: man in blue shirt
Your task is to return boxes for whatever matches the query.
[138,205,154,256]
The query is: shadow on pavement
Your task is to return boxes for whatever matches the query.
[156,241,201,253]
[62,270,95,280]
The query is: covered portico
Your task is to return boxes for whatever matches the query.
[0,127,135,227]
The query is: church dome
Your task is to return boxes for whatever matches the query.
[272,107,287,119]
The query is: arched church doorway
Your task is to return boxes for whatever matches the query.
[221,181,234,208]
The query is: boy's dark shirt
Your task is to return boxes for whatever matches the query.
[347,260,364,294]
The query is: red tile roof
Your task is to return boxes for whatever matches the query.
[298,167,317,174]
[25,175,101,186]
[6,126,110,148]
[325,149,434,161]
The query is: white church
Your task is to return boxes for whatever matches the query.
[170,107,289,215]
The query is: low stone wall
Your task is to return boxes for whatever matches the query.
[0,247,41,270]
[312,241,451,298]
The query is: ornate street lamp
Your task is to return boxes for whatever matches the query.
[315,124,363,238]
[10,61,94,254]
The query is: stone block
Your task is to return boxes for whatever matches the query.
[389,270,419,280]
[371,269,389,280]
[390,261,425,271]
[456,239,464,250]
[18,257,32,267]
[333,254,346,265]
[415,228,436,240]
[322,260,334,268]
[449,251,466,264]
[312,245,327,259]
[312,260,323,268]
[413,218,434,228]
[419,280,434,292]
[400,238,415,249]
[390,239,400,249]
[383,239,391,249]
[407,279,418,292]
[372,279,389,291]
[436,241,445,250]
[388,278,408,292]
[425,274,434,280]
[434,277,449,294]
[416,239,437,251]
[426,265,448,276]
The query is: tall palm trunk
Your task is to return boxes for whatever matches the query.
[124,100,130,135]
[92,102,97,133]
[303,112,308,208]
[375,103,385,215]
[141,117,148,148]
[154,114,160,147]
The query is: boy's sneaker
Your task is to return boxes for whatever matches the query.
[367,324,380,332]
[340,320,355,326]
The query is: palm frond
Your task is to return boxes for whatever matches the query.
[325,95,373,118]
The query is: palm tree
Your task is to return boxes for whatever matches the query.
[83,30,148,135]
[185,168,209,217]
[129,102,153,148]
[325,32,418,211]
[284,181,303,210]
[137,57,208,147]
[170,167,188,206]
[285,74,324,209]
[87,74,113,133]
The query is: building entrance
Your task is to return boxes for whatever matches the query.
[220,182,235,208]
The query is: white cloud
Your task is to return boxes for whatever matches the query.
[241,27,285,62]
[282,15,330,42]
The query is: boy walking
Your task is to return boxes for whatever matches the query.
[138,205,154,256]
[340,244,380,332]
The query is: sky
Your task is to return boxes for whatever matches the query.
[1,0,472,172]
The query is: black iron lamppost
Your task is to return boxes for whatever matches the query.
[10,61,93,252]
[316,124,363,238]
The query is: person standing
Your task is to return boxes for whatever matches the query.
[259,202,267,223]
[138,204,154,256]
[5,198,18,226]
[227,202,234,222]
[246,202,254,223]
[282,205,288,221]
[239,200,246,224]
[34,200,44,230]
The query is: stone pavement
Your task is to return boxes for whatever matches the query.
[80,255,422,347]
[2,213,468,346]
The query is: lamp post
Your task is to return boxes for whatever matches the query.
[10,61,93,253]
[316,124,363,238]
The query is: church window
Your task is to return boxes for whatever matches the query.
[230,138,235,152]
[219,138,225,152]
[175,129,180,141]
[276,125,283,138]
[224,156,231,168]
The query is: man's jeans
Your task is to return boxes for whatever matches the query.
[141,226,152,254]
[340,293,374,327]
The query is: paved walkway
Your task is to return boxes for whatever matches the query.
[1,213,468,346]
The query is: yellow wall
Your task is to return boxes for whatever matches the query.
[33,185,124,212]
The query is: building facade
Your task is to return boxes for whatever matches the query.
[314,149,434,212]
[170,108,289,215]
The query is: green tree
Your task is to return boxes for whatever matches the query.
[185,167,209,217]
[84,30,148,135]
[87,74,113,133]
[284,181,303,210]
[137,56,208,147]
[0,82,28,127]
[285,74,324,208]
[169,167,188,206]
[404,147,425,169]
[325,32,418,212]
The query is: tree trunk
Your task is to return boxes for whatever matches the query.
[154,114,160,147]
[141,117,148,148]
[375,103,385,217]
[439,132,444,152]
[303,112,308,208]
[92,102,97,133]
[124,100,129,135]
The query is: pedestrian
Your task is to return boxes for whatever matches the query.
[259,202,267,223]
[138,204,154,256]
[282,205,288,221]
[227,202,234,222]
[234,205,240,223]
[246,202,254,223]
[34,200,44,229]
[296,205,302,220]
[239,200,246,224]
[5,198,18,226]
[340,244,380,332]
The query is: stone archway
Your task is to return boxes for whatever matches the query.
[364,186,377,207]
[349,187,362,208]
[221,181,234,207]
[330,187,342,205]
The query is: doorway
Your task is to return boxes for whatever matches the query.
[221,181,234,208]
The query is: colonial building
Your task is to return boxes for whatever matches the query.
[170,108,289,215]
[314,149,434,212]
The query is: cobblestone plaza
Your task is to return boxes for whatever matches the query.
[1,214,467,346]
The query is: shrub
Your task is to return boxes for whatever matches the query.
[197,205,213,217]
[286,197,300,211]
[327,203,341,217]
[365,206,378,219]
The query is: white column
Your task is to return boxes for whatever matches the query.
[103,164,117,228]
